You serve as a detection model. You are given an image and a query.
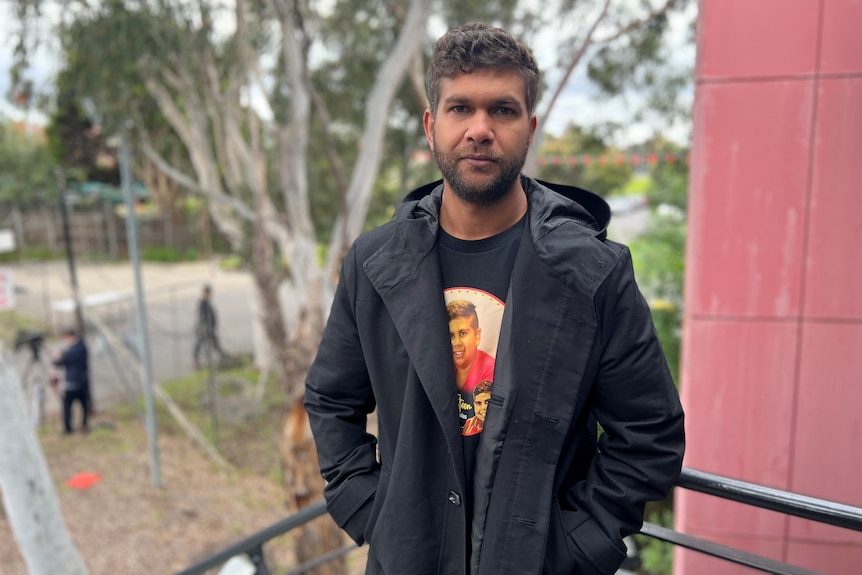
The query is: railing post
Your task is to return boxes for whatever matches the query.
[247,545,270,575]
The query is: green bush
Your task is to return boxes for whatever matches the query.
[634,507,676,574]
[141,246,198,262]
[0,245,63,262]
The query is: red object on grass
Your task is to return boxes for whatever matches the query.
[67,472,102,490]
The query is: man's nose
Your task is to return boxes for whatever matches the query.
[465,112,493,145]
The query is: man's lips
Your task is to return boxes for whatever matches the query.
[461,154,496,167]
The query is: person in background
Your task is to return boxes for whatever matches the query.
[193,284,224,369]
[52,327,90,434]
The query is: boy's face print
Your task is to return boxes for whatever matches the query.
[449,316,481,372]
[473,391,491,422]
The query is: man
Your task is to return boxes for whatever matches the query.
[193,284,224,369]
[305,23,685,575]
[447,300,495,392]
[52,328,90,434]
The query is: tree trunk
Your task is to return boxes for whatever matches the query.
[0,353,90,575]
[248,191,345,572]
[279,279,345,573]
[282,399,346,575]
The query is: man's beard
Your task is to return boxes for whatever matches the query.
[432,134,529,207]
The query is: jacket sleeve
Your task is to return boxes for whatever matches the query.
[564,247,685,574]
[304,246,380,545]
[53,343,80,368]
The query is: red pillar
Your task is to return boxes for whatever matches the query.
[676,1,862,573]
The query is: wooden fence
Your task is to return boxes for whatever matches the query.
[7,203,208,260]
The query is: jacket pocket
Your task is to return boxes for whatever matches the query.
[543,498,578,574]
[562,509,627,575]
[365,465,391,544]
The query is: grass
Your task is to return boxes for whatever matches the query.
[119,358,288,479]
[141,246,199,262]
[1,307,287,482]
[620,175,652,196]
[0,245,64,263]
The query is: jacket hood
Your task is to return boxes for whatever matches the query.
[398,177,610,241]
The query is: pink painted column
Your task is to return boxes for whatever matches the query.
[675,1,862,574]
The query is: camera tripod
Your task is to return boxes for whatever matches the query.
[18,341,56,428]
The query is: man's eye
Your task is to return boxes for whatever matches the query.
[451,106,469,113]
[495,107,514,115]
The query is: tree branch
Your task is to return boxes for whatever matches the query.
[141,142,256,222]
[525,0,612,175]
[326,0,432,278]
[594,0,679,45]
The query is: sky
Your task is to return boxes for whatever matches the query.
[0,1,696,147]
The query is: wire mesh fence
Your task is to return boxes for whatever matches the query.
[6,259,257,419]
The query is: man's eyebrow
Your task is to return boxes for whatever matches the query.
[442,95,524,108]
[493,96,522,107]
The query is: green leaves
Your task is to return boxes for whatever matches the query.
[0,121,56,205]
[537,123,634,197]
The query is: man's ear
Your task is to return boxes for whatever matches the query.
[528,114,537,146]
[423,109,435,151]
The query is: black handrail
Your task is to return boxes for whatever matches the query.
[640,522,821,575]
[176,467,862,575]
[678,467,862,532]
[175,500,327,575]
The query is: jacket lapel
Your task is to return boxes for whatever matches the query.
[363,208,466,489]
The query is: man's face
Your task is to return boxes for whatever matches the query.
[449,316,481,371]
[424,69,536,206]
[473,391,491,422]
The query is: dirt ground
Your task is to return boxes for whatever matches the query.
[0,406,365,575]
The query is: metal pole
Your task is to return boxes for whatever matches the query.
[170,287,179,379]
[120,121,162,488]
[54,168,85,337]
[206,343,218,447]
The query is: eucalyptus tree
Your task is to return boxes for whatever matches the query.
[514,0,692,175]
[11,0,432,569]
[0,354,89,575]
[0,120,55,206]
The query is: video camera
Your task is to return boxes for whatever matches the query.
[14,330,46,359]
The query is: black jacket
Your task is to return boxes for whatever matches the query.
[53,339,89,391]
[305,178,685,574]
[197,299,217,336]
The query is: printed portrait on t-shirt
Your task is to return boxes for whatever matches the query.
[444,289,504,436]
[462,379,493,436]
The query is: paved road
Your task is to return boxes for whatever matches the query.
[608,199,651,244]
[6,260,256,415]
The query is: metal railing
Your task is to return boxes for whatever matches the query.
[177,466,862,575]
[640,468,862,575]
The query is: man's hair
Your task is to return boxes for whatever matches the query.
[447,299,479,330]
[474,379,493,396]
[426,22,540,116]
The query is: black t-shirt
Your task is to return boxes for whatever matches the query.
[439,215,524,515]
